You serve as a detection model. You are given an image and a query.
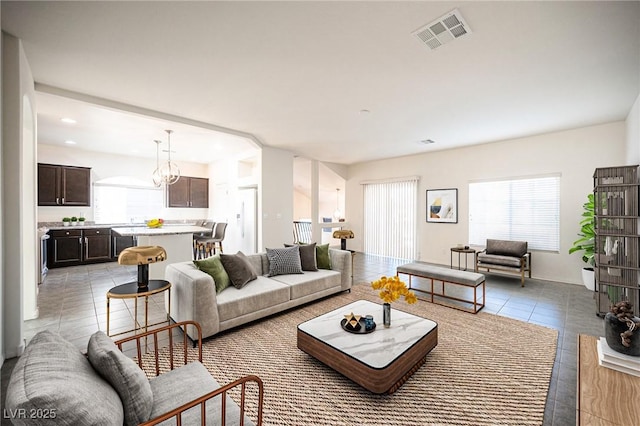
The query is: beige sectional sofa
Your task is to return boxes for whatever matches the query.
[165,248,353,340]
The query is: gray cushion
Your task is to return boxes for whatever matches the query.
[397,263,485,286]
[270,269,342,299]
[216,276,290,321]
[266,245,304,276]
[284,242,318,271]
[149,361,253,426]
[477,253,524,268]
[5,330,124,426]
[220,251,258,289]
[193,254,231,293]
[87,331,153,426]
[485,239,527,257]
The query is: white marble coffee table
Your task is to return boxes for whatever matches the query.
[297,299,438,393]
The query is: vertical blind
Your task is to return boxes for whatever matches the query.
[363,178,418,260]
[468,175,560,251]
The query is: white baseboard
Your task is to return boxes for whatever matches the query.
[4,340,25,359]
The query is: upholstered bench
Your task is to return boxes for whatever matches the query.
[475,239,531,287]
[397,262,485,313]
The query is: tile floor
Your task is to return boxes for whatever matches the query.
[2,253,604,425]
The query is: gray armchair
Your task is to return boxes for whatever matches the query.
[475,239,531,286]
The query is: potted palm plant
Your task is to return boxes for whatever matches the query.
[569,194,595,290]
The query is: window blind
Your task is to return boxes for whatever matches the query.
[94,183,163,224]
[468,175,560,251]
[363,178,418,260]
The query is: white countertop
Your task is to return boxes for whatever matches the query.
[111,225,210,237]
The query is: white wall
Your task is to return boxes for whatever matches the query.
[2,33,37,359]
[347,122,627,285]
[626,92,640,165]
[293,188,311,219]
[0,7,5,367]
[260,147,293,251]
[37,144,209,223]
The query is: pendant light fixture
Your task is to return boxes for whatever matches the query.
[333,188,342,220]
[151,140,163,187]
[152,129,181,186]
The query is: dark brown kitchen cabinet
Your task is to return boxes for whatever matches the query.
[167,176,208,208]
[38,163,91,206]
[48,229,83,267]
[48,228,112,268]
[84,228,112,261]
[112,234,135,259]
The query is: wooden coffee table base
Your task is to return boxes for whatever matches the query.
[297,326,437,394]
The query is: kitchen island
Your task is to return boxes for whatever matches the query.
[112,225,208,279]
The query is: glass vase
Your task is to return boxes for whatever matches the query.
[383,303,391,327]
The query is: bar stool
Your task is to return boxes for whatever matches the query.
[194,222,228,259]
[106,246,171,337]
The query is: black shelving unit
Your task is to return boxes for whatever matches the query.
[593,165,640,316]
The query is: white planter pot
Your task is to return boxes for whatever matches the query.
[582,267,595,291]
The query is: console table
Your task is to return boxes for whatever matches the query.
[577,334,640,425]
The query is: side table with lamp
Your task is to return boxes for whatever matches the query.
[333,229,355,286]
[106,246,172,337]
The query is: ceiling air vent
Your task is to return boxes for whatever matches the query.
[412,9,472,50]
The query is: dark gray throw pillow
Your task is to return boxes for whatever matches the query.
[266,245,304,276]
[220,251,258,289]
[87,331,153,426]
[284,242,318,271]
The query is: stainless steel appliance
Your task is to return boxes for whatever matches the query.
[39,232,49,284]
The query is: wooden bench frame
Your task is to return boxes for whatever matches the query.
[397,266,485,314]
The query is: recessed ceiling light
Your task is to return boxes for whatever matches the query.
[359,109,371,114]
[64,140,76,145]
[60,118,76,124]
[419,139,436,145]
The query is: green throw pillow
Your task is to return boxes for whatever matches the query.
[194,254,231,293]
[316,243,332,270]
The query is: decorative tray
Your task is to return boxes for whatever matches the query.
[340,318,376,334]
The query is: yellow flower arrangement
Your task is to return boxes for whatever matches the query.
[371,275,417,304]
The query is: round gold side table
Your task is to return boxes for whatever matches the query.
[106,279,171,337]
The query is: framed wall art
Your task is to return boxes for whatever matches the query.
[426,188,458,223]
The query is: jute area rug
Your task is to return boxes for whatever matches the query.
[143,284,558,426]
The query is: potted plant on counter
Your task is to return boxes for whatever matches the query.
[78,216,86,225]
[70,216,78,226]
[569,194,595,290]
[62,217,71,227]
